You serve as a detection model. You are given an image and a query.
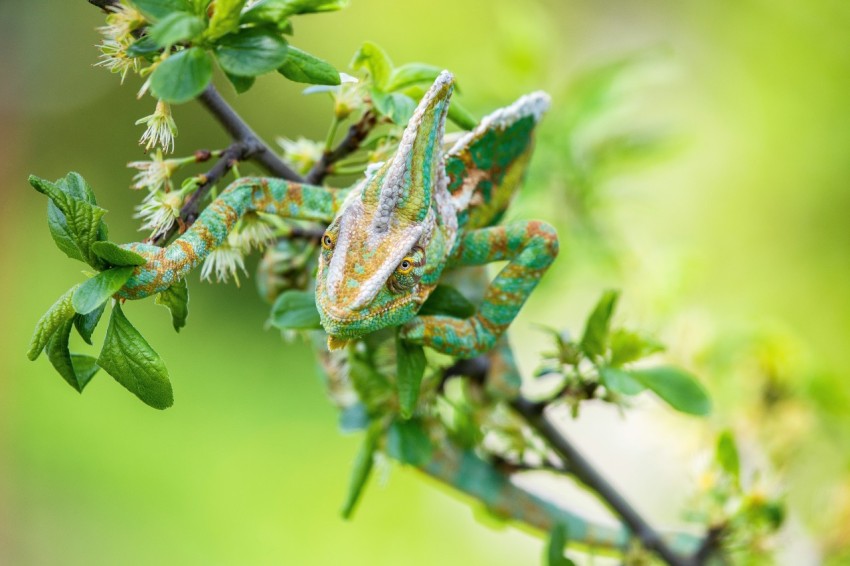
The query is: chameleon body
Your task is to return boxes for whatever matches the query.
[119,71,558,359]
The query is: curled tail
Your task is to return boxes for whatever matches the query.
[118,177,349,300]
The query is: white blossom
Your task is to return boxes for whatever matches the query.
[276,136,324,174]
[134,191,182,234]
[94,38,139,84]
[97,3,145,44]
[136,99,178,154]
[230,213,277,252]
[127,150,180,192]
[201,243,247,285]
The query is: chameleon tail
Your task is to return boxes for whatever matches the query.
[118,177,348,300]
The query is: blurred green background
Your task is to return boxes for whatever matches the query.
[2,0,850,564]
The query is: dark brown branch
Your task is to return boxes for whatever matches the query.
[88,0,119,11]
[305,110,378,185]
[511,397,695,566]
[149,143,246,245]
[197,85,303,182]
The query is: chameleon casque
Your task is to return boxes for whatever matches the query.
[117,71,559,359]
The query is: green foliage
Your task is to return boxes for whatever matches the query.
[151,47,214,103]
[132,0,192,20]
[46,319,100,393]
[27,285,78,361]
[91,241,148,267]
[628,366,711,416]
[396,330,426,419]
[546,523,576,566]
[350,41,474,128]
[72,267,135,315]
[536,290,711,416]
[716,430,741,485]
[278,46,340,85]
[214,28,289,76]
[98,303,173,409]
[269,289,322,329]
[341,425,378,519]
[387,418,432,466]
[155,278,189,332]
[148,11,206,47]
[418,284,477,318]
[204,0,246,41]
[74,302,107,345]
[30,174,108,270]
[579,289,618,358]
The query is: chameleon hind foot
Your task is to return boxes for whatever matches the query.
[402,220,559,358]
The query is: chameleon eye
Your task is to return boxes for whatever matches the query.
[397,257,414,275]
[322,233,335,250]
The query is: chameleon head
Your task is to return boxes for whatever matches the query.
[315,71,454,349]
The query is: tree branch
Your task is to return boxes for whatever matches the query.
[305,110,378,184]
[511,397,697,566]
[197,85,304,182]
[88,0,119,11]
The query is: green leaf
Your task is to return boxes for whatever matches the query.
[599,365,646,396]
[278,46,340,85]
[150,46,214,104]
[387,418,432,466]
[91,241,147,267]
[225,71,255,93]
[396,332,426,419]
[214,28,289,77]
[126,36,161,59]
[351,41,392,90]
[716,430,740,482]
[30,174,108,269]
[74,302,107,345]
[372,91,415,125]
[205,0,246,40]
[418,285,476,318]
[131,0,192,20]
[546,523,576,566]
[155,278,189,332]
[45,319,100,393]
[148,11,206,47]
[386,63,443,93]
[97,303,173,409]
[609,328,664,367]
[341,426,378,519]
[269,289,321,329]
[628,365,711,416]
[579,289,619,358]
[27,285,78,361]
[242,0,347,23]
[72,267,135,315]
[448,100,477,130]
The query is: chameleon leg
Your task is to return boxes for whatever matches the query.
[402,220,559,358]
[119,177,350,300]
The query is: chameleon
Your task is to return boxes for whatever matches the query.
[117,71,559,360]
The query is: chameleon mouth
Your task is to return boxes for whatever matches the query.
[319,294,417,340]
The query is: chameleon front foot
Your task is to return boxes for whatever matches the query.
[401,314,501,358]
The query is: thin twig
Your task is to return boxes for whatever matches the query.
[305,110,378,184]
[197,85,304,182]
[511,397,694,566]
[88,0,119,11]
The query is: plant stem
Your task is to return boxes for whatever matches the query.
[511,397,697,566]
[196,85,303,182]
[306,110,378,184]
